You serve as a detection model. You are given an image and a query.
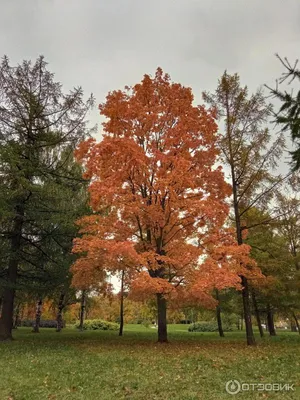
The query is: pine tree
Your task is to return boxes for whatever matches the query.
[0,56,93,340]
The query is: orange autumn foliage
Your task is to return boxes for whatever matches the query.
[72,68,258,307]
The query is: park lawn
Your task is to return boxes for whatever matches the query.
[0,326,299,400]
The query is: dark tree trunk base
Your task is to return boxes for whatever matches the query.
[292,313,300,334]
[252,289,264,338]
[0,327,13,341]
[56,293,65,332]
[216,290,225,338]
[157,293,168,343]
[0,205,25,342]
[32,298,43,333]
[267,306,276,336]
[79,290,86,332]
[0,289,15,342]
[0,337,13,342]
[241,276,256,346]
[119,271,124,337]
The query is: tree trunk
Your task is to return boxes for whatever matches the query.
[56,293,65,332]
[252,289,264,338]
[226,88,255,346]
[291,319,297,332]
[157,293,167,343]
[190,308,194,324]
[231,182,255,344]
[119,270,125,337]
[13,302,21,329]
[240,313,243,330]
[0,206,24,341]
[215,289,224,337]
[32,299,43,333]
[267,305,276,336]
[292,312,300,334]
[79,290,86,331]
[241,276,256,345]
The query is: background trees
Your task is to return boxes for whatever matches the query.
[0,56,93,340]
[204,72,285,345]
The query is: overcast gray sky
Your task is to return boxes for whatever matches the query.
[0,0,299,132]
[1,0,296,290]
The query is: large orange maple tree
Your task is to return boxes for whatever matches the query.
[72,68,256,342]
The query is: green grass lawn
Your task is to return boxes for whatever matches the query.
[0,325,299,400]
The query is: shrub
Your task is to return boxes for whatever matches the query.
[141,319,151,328]
[222,313,240,328]
[188,321,234,332]
[75,319,119,331]
[20,320,65,328]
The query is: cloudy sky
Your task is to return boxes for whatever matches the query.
[0,0,299,132]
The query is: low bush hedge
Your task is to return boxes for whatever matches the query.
[75,319,119,331]
[188,321,234,332]
[20,320,65,328]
